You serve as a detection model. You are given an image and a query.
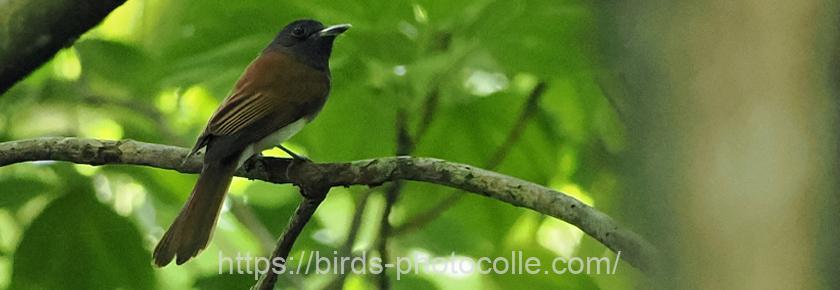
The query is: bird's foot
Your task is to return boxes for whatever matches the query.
[278,145,312,180]
[277,145,311,163]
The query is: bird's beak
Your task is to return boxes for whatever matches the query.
[317,24,352,37]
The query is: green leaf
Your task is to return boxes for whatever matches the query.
[10,184,154,290]
[0,177,51,210]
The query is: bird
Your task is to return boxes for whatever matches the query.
[152,19,350,267]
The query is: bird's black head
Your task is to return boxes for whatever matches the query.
[269,19,351,71]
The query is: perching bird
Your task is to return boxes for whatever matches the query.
[153,19,350,266]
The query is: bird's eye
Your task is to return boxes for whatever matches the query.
[292,27,306,38]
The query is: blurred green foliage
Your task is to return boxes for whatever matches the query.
[0,0,637,289]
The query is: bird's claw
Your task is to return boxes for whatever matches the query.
[276,145,311,163]
[277,145,313,180]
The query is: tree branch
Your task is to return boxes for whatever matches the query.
[0,137,658,272]
[0,0,127,94]
[255,184,329,290]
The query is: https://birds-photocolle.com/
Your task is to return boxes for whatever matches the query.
[152,19,350,267]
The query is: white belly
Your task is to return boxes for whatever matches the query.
[237,118,308,167]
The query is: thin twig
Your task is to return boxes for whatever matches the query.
[254,184,330,290]
[391,194,460,236]
[325,188,375,290]
[484,82,545,168]
[376,182,401,290]
[393,81,547,235]
[375,107,414,290]
[595,73,629,125]
[230,197,276,255]
[414,88,439,142]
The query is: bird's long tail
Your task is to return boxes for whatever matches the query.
[153,158,239,266]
